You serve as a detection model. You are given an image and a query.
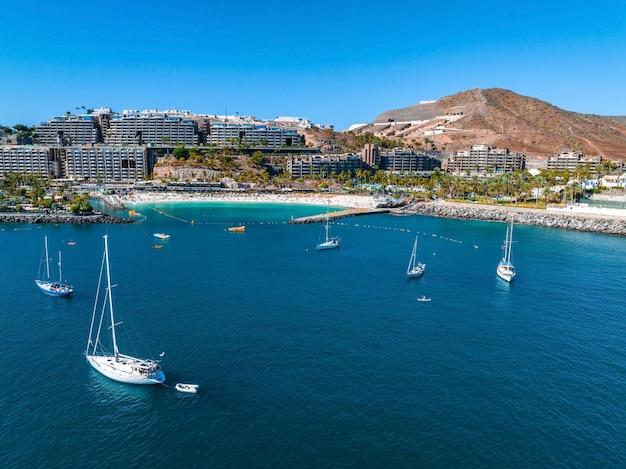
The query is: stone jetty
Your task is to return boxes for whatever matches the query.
[0,212,133,224]
[396,201,626,236]
[289,207,389,224]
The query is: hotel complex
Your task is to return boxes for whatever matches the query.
[104,112,198,146]
[361,144,443,172]
[0,108,613,183]
[0,109,306,181]
[287,154,364,179]
[447,144,525,174]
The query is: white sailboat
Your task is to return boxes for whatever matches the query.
[406,235,426,278]
[85,235,165,385]
[35,236,73,297]
[496,220,516,282]
[316,209,341,250]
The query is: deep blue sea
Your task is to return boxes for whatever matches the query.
[2,201,626,467]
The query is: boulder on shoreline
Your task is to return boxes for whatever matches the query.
[397,201,626,236]
[0,211,132,225]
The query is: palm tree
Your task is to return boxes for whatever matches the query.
[488,175,507,203]
[569,180,584,203]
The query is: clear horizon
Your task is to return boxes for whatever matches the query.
[1,0,625,130]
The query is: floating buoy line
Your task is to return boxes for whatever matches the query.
[138,207,481,250]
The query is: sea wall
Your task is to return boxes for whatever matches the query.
[397,201,626,236]
[0,212,133,224]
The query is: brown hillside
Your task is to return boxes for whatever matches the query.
[357,88,626,160]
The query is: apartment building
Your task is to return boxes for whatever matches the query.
[207,122,302,148]
[104,112,198,145]
[447,144,525,174]
[380,148,442,172]
[61,146,148,181]
[547,151,602,171]
[362,144,381,168]
[0,146,52,177]
[287,154,364,178]
[34,115,100,145]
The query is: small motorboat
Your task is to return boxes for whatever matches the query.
[417,296,431,302]
[175,383,199,393]
[152,245,164,249]
[153,233,171,240]
[228,226,246,232]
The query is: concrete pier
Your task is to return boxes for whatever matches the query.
[289,207,389,224]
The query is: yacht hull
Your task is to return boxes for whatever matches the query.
[35,280,73,297]
[496,263,515,282]
[86,355,165,385]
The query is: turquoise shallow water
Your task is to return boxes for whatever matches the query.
[2,202,626,467]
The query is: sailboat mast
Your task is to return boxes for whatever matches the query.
[44,236,50,280]
[103,235,119,357]
[507,222,513,264]
[58,251,62,282]
[509,222,513,262]
[407,239,413,273]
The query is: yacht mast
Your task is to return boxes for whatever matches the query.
[44,236,50,280]
[103,235,119,359]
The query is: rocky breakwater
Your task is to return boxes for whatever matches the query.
[0,211,133,224]
[396,201,626,236]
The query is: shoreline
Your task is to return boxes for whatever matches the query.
[122,191,626,235]
[398,200,626,236]
[4,191,626,235]
[0,212,132,225]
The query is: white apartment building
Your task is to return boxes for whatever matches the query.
[62,146,148,181]
[207,123,302,147]
[547,151,602,171]
[448,144,525,174]
[104,112,198,145]
[35,115,100,145]
[379,148,442,172]
[0,146,51,177]
[287,154,363,178]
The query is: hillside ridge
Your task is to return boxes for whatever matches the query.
[354,88,626,160]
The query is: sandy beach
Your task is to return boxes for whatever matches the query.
[121,191,381,209]
[122,191,626,218]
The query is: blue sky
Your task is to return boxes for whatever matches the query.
[1,0,625,130]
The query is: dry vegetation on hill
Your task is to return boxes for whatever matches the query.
[349,88,626,160]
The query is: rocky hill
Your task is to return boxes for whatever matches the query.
[352,88,626,160]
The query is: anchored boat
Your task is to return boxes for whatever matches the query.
[35,236,73,297]
[496,220,516,283]
[85,235,165,385]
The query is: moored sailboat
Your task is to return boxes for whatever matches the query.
[406,235,426,278]
[85,235,165,385]
[316,209,341,250]
[35,236,73,297]
[497,220,516,283]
